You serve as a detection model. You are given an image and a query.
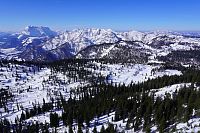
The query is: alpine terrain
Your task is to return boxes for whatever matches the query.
[1,26,200,133]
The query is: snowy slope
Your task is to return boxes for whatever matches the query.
[152,83,191,99]
[86,62,182,85]
[0,64,87,123]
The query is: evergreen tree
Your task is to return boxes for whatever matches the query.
[100,125,105,133]
[68,124,73,133]
[93,125,97,133]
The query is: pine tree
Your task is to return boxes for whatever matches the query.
[100,125,105,133]
[78,124,83,133]
[93,125,97,133]
[68,124,73,133]
[50,112,59,127]
[159,116,166,133]
[145,125,151,133]
[107,123,115,133]
[20,111,26,121]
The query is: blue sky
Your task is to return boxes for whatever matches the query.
[0,0,200,31]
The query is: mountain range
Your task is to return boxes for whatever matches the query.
[0,26,200,63]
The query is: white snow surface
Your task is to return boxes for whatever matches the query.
[152,83,191,99]
[87,63,182,85]
[176,117,200,132]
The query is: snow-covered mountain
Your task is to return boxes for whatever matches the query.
[0,33,21,48]
[1,26,200,62]
[0,26,57,48]
[0,26,58,59]
[42,28,119,53]
[18,26,58,39]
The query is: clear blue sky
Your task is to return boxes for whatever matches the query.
[0,0,200,31]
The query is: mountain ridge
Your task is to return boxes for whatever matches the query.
[0,26,200,62]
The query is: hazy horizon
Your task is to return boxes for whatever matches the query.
[1,26,200,33]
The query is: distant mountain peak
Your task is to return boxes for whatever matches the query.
[21,26,57,38]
